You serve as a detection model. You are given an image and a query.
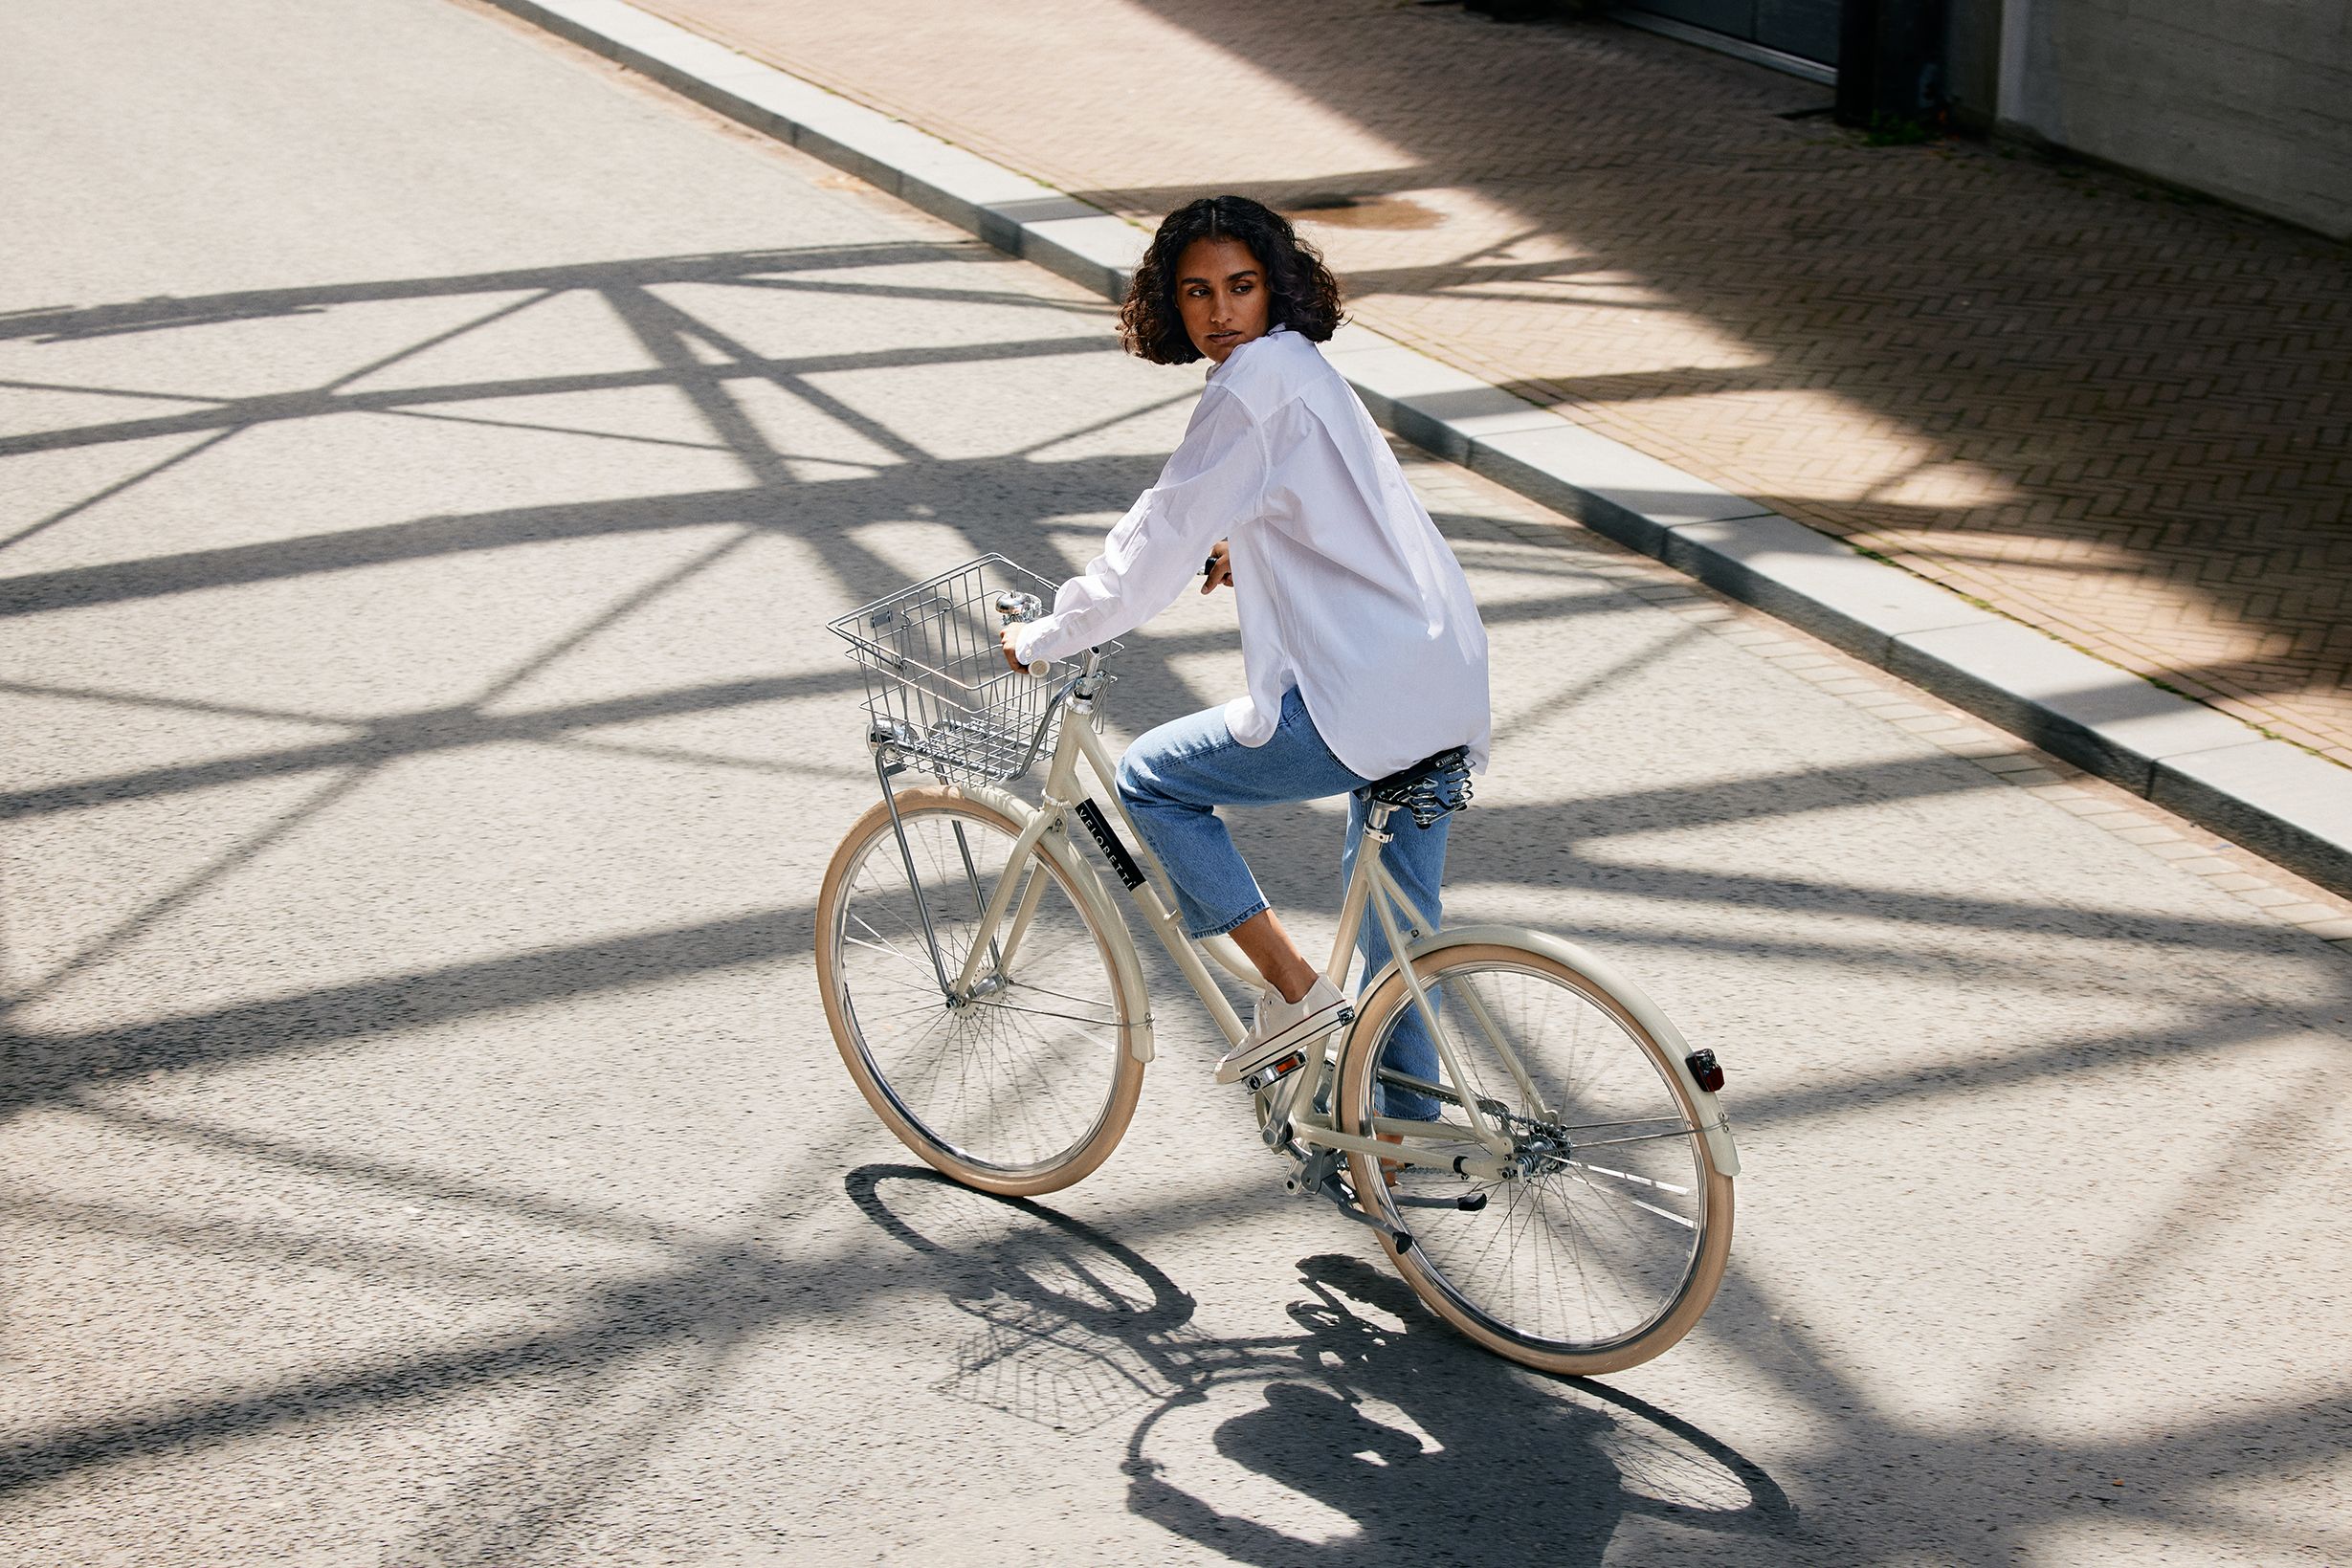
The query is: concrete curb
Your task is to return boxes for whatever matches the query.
[480,0,2352,898]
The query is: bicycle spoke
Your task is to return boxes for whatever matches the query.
[844,923,943,983]
[1566,1127,1701,1151]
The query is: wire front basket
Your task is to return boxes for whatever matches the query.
[829,555,1105,786]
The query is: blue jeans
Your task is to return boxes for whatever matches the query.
[1115,689,1449,1118]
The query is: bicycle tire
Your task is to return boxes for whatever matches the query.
[817,786,1145,1196]
[1334,940,1733,1374]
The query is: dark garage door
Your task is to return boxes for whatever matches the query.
[1619,0,1841,66]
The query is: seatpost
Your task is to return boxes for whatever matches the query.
[1327,794,1389,983]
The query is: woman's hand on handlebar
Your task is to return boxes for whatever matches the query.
[999,625,1030,674]
[1200,540,1233,594]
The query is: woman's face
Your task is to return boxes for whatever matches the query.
[1175,235,1270,364]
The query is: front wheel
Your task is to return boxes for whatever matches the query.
[816,786,1144,1196]
[1334,941,1733,1375]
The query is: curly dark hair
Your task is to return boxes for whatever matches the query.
[1119,195,1345,365]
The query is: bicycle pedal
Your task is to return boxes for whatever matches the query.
[1241,1050,1308,1093]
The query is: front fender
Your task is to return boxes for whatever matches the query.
[1356,924,1739,1179]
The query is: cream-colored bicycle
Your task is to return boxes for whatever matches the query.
[818,556,1740,1374]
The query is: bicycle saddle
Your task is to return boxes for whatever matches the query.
[1364,747,1475,828]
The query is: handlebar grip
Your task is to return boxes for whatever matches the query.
[1027,659,1048,677]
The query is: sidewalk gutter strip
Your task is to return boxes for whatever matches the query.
[480,0,2352,899]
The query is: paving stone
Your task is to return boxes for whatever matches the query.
[1892,619,2266,794]
[1665,512,1991,664]
[1468,421,1771,556]
[1327,344,1527,464]
[2153,739,2352,901]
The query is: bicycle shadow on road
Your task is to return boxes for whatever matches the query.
[846,1163,1792,1565]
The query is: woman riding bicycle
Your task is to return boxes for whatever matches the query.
[1000,194,1491,1103]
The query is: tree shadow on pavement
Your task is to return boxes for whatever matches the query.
[845,1163,1797,1565]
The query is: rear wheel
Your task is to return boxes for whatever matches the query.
[1334,942,1733,1374]
[817,787,1143,1196]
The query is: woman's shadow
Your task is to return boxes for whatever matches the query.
[846,1165,1792,1567]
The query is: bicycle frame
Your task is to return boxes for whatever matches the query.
[873,649,1529,1181]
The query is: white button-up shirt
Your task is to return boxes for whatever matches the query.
[1014,327,1491,780]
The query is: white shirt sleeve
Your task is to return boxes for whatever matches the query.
[1014,384,1269,667]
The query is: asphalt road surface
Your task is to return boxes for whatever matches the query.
[3,2,2346,1563]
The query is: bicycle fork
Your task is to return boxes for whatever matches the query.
[871,738,1043,1004]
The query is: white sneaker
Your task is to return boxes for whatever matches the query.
[1213,977,1352,1085]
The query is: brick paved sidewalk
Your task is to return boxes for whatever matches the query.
[642,0,2352,766]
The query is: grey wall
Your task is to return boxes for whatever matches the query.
[1994,0,2352,238]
